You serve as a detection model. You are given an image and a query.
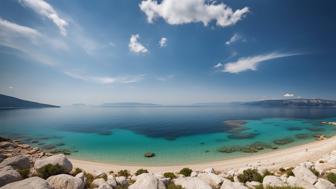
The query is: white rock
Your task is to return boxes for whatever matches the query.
[203,168,215,174]
[47,174,84,189]
[220,178,248,189]
[116,176,128,185]
[75,172,85,181]
[246,181,261,188]
[263,175,286,187]
[190,171,198,177]
[0,166,22,187]
[314,178,336,189]
[107,175,117,187]
[315,161,336,174]
[174,177,212,189]
[98,183,113,189]
[287,176,316,189]
[0,155,30,169]
[198,173,224,187]
[300,161,314,169]
[129,173,165,189]
[34,154,72,173]
[1,177,51,189]
[91,178,106,188]
[293,166,317,184]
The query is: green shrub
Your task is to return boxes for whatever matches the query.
[167,181,183,189]
[17,168,30,178]
[84,172,94,188]
[327,172,336,184]
[71,167,83,176]
[237,169,263,183]
[309,167,319,176]
[263,169,273,177]
[37,164,66,179]
[179,168,192,177]
[279,168,286,173]
[164,172,177,179]
[118,169,130,177]
[285,167,294,177]
[135,169,148,176]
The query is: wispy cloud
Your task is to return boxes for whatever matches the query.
[19,0,68,36]
[129,34,148,54]
[139,0,249,27]
[159,37,167,47]
[0,17,41,39]
[0,18,58,65]
[215,52,298,74]
[64,72,145,85]
[225,33,242,45]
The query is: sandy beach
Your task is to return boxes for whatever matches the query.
[71,135,336,173]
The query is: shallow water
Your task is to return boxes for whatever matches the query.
[0,105,336,165]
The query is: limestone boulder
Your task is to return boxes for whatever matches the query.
[34,154,72,173]
[1,177,51,189]
[129,173,166,189]
[293,166,317,184]
[47,174,84,189]
[0,155,30,169]
[263,175,286,187]
[0,166,22,187]
[174,177,212,189]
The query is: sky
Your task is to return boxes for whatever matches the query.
[0,0,336,105]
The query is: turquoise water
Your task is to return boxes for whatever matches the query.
[0,106,336,165]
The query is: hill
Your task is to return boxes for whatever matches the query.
[0,94,59,109]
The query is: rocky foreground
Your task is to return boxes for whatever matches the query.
[1,137,336,189]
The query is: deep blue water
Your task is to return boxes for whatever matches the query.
[0,105,336,165]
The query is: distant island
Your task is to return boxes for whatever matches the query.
[0,94,59,109]
[101,102,160,107]
[245,99,336,107]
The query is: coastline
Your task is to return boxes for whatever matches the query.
[70,135,336,173]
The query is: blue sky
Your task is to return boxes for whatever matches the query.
[0,0,335,105]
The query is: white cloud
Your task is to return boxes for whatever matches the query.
[225,33,242,45]
[213,63,223,68]
[129,34,148,54]
[284,93,295,97]
[19,0,68,36]
[64,72,145,85]
[139,0,249,27]
[217,52,297,74]
[159,37,167,47]
[0,17,41,39]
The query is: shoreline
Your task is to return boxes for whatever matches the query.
[70,135,336,173]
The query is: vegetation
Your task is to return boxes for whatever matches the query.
[256,185,304,189]
[327,172,336,184]
[164,172,177,179]
[179,168,192,177]
[309,167,319,176]
[279,167,294,177]
[71,167,83,176]
[167,181,184,189]
[84,172,94,188]
[118,169,130,177]
[135,169,148,176]
[37,164,66,179]
[237,169,263,183]
[17,168,30,178]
